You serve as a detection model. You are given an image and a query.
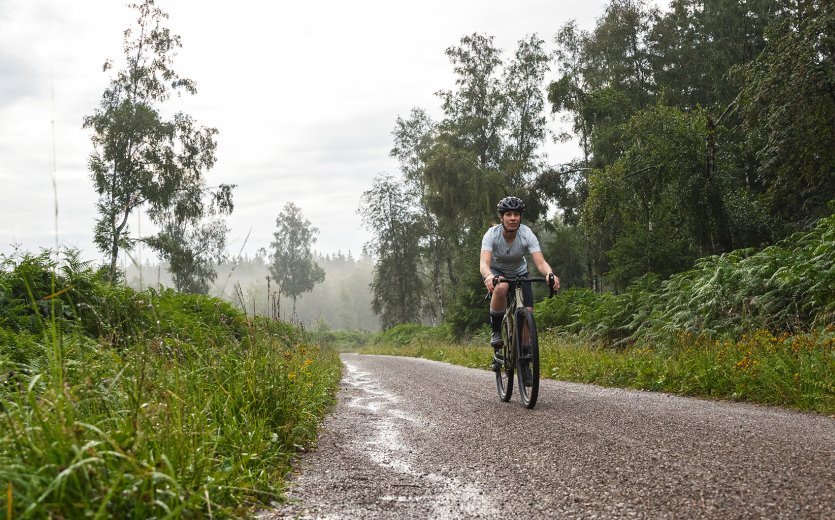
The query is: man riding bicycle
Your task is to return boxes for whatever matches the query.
[480,196,560,358]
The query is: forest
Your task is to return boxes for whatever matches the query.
[361,0,834,335]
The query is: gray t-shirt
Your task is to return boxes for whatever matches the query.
[481,223,541,276]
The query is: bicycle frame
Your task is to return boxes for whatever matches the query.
[500,282,525,367]
[491,275,554,408]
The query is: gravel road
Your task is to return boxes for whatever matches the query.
[263,353,834,519]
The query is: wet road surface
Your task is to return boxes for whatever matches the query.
[263,353,835,519]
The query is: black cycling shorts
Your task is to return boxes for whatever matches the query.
[490,268,533,307]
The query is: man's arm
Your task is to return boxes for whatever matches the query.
[480,250,496,292]
[531,251,560,291]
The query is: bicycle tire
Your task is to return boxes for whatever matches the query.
[515,308,539,409]
[495,313,514,402]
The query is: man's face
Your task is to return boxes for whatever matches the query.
[501,211,521,231]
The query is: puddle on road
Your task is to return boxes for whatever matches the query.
[341,360,496,517]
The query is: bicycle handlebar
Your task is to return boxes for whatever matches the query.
[491,275,560,298]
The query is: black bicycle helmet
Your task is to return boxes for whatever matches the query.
[496,196,525,214]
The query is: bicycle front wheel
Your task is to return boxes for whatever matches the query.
[495,313,514,402]
[515,308,539,409]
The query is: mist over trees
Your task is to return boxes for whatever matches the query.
[82,1,371,330]
[362,0,834,334]
[126,251,378,330]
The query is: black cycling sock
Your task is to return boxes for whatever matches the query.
[490,310,503,334]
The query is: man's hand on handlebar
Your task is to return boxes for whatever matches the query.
[484,273,506,292]
[483,273,497,293]
[548,273,561,294]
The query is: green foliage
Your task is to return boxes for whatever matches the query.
[540,218,588,288]
[502,34,550,184]
[0,250,340,517]
[366,0,833,340]
[537,214,835,343]
[373,322,455,347]
[736,1,835,228]
[0,250,247,348]
[543,330,834,413]
[312,327,375,352]
[366,32,555,331]
[147,214,233,295]
[149,289,248,341]
[544,0,829,288]
[437,33,506,170]
[650,0,781,109]
[445,252,494,338]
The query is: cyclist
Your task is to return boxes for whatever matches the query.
[480,196,560,357]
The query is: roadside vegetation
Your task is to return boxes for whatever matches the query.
[362,214,835,414]
[362,330,834,414]
[0,251,341,517]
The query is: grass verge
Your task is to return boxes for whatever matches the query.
[360,326,835,415]
[0,270,341,517]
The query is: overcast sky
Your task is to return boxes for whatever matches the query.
[0,0,667,264]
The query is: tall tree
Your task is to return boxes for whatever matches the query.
[546,2,657,234]
[502,34,550,196]
[390,108,448,321]
[437,33,507,170]
[736,1,835,228]
[268,202,325,321]
[360,175,425,329]
[650,0,786,110]
[546,21,597,239]
[84,0,230,283]
[549,20,593,167]
[584,0,657,111]
[502,34,551,182]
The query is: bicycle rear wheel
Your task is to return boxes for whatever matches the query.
[495,314,514,402]
[515,308,539,409]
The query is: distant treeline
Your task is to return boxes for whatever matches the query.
[126,251,379,331]
[362,0,834,335]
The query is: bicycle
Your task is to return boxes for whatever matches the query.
[490,275,556,409]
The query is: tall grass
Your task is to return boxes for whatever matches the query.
[360,327,835,414]
[0,251,341,517]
